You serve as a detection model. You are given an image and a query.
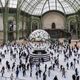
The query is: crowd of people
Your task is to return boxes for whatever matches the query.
[0,40,79,80]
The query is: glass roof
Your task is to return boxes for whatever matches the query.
[0,0,80,15]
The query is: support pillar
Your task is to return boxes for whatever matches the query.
[16,0,21,40]
[40,16,43,29]
[16,9,20,40]
[3,13,8,43]
[3,0,9,43]
[26,15,31,38]
[22,16,24,38]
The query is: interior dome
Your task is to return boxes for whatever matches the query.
[0,0,80,15]
[29,29,50,42]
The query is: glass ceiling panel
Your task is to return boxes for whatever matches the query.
[49,0,55,10]
[29,0,46,14]
[42,1,49,13]
[1,0,5,7]
[8,0,17,8]
[57,1,65,13]
[50,2,56,10]
[31,0,45,15]
[76,0,80,3]
[61,1,75,14]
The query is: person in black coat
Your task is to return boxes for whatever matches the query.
[68,38,71,44]
[66,62,69,70]
[77,76,79,80]
[1,66,5,77]
[75,68,78,76]
[0,58,2,63]
[38,69,42,77]
[72,74,76,80]
[43,72,47,80]
[53,75,58,80]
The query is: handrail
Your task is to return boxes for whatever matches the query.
[30,53,50,56]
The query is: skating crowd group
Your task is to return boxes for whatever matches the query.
[0,41,80,80]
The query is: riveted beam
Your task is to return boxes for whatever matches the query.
[41,0,48,15]
[48,0,50,11]
[57,0,66,14]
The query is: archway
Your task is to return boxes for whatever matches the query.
[31,21,39,32]
[52,22,56,29]
[70,20,77,38]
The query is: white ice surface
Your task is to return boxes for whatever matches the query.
[0,43,79,80]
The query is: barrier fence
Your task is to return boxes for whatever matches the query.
[0,76,26,80]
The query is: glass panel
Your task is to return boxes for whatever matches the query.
[9,0,17,8]
[1,0,5,7]
[42,1,49,14]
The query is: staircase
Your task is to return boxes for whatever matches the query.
[30,54,50,63]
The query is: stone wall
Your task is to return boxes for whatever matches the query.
[42,12,65,29]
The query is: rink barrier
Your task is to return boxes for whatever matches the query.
[30,54,50,62]
[0,76,26,80]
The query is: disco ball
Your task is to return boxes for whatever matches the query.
[29,29,51,50]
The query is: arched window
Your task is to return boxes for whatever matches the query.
[52,22,56,29]
[32,22,37,31]
[31,21,39,32]
[70,21,76,35]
